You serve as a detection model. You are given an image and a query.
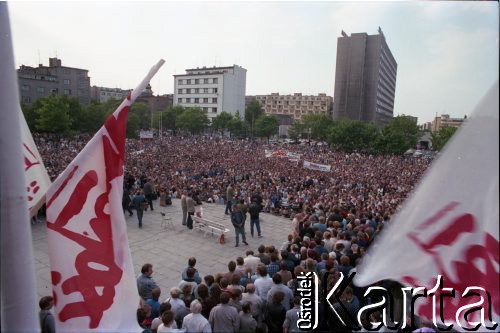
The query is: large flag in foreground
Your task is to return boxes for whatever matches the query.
[45,60,164,332]
[355,82,499,330]
[21,111,51,217]
[0,3,40,332]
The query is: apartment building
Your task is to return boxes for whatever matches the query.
[17,57,91,105]
[173,65,246,119]
[252,93,333,121]
[90,86,131,103]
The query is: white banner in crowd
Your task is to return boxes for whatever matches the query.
[265,149,301,160]
[355,82,499,331]
[45,60,165,332]
[303,160,331,172]
[139,130,154,139]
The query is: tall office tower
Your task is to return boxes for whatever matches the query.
[333,28,397,126]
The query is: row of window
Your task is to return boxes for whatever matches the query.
[257,96,328,101]
[177,97,217,104]
[178,87,218,94]
[178,78,218,85]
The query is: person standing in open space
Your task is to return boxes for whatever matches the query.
[231,202,248,247]
[248,198,262,238]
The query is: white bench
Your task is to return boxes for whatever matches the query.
[193,216,230,242]
[159,212,174,229]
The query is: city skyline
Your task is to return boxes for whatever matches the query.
[8,1,498,123]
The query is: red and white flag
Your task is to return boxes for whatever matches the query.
[0,3,40,332]
[355,82,499,331]
[21,111,51,217]
[45,60,164,332]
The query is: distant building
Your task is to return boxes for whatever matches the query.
[136,84,173,113]
[253,93,333,122]
[91,86,131,103]
[431,114,467,133]
[17,57,91,105]
[173,65,247,119]
[333,28,397,126]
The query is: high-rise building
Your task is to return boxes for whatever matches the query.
[17,57,91,105]
[173,65,246,120]
[333,28,397,126]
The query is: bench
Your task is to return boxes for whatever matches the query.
[193,216,230,242]
[159,212,174,229]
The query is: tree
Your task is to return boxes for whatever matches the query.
[211,112,233,134]
[301,114,334,141]
[376,116,420,154]
[255,114,279,141]
[130,102,151,129]
[328,118,380,153]
[22,101,41,132]
[431,126,458,151]
[288,122,305,141]
[163,105,185,134]
[176,107,209,134]
[244,99,263,137]
[80,101,107,133]
[126,112,141,139]
[227,111,246,137]
[35,95,73,134]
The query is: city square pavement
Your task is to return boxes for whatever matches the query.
[32,199,294,299]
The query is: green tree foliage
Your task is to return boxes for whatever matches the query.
[176,107,209,134]
[126,112,141,139]
[300,114,334,141]
[79,101,107,133]
[211,111,233,133]
[376,115,420,154]
[255,114,279,140]
[244,99,263,137]
[35,95,73,134]
[328,118,380,153]
[163,105,185,133]
[130,102,151,129]
[227,111,246,137]
[431,126,458,151]
[288,122,305,141]
[22,101,42,132]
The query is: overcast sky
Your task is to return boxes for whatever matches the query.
[8,1,498,123]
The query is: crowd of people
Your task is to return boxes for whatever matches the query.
[35,133,437,332]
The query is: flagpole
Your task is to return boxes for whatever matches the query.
[0,3,40,332]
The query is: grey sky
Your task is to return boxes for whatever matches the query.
[8,1,498,123]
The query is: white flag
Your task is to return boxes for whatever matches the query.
[0,3,40,332]
[355,82,499,330]
[45,60,164,332]
[20,111,51,217]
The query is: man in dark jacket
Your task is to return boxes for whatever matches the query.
[248,199,262,238]
[231,203,248,247]
[143,178,154,211]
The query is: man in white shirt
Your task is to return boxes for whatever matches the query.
[243,250,261,274]
[253,264,273,305]
[182,300,211,333]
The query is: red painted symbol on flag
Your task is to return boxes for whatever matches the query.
[46,105,130,328]
[23,143,41,171]
[405,202,499,323]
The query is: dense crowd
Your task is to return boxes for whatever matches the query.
[35,133,436,332]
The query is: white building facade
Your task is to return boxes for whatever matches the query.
[173,65,247,120]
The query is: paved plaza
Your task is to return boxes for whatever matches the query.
[32,199,294,299]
